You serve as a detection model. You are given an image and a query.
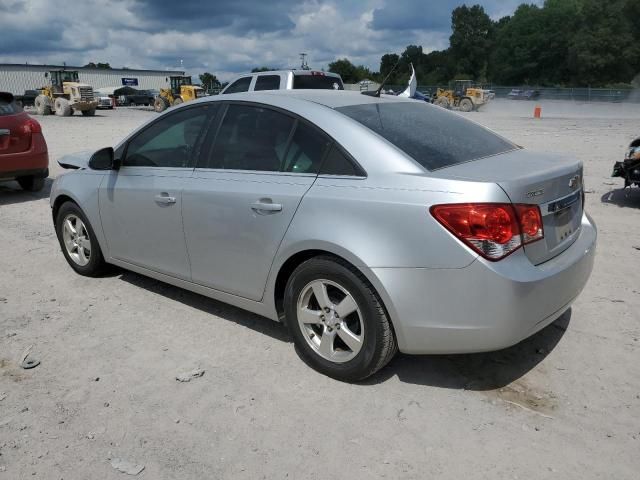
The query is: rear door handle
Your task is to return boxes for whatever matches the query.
[251,200,282,212]
[155,193,176,205]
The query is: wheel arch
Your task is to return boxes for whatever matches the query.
[269,245,404,348]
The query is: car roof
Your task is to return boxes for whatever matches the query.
[237,69,342,78]
[216,89,415,109]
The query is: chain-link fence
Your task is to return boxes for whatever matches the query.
[405,85,639,103]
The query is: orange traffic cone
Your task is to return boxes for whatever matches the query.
[534,105,542,118]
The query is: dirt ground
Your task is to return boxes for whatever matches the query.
[1,100,639,479]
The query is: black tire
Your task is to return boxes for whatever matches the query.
[81,108,96,116]
[55,202,107,277]
[459,98,473,112]
[54,97,72,116]
[434,96,450,109]
[284,256,397,381]
[17,175,45,192]
[154,97,169,113]
[34,95,51,116]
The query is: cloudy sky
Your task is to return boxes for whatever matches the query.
[0,0,536,81]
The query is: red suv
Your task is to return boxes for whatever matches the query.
[0,92,49,191]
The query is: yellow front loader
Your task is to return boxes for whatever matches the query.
[154,76,205,113]
[432,80,490,112]
[34,70,99,117]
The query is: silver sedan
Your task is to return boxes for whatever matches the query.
[51,91,596,381]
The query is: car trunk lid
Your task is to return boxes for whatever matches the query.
[437,149,583,265]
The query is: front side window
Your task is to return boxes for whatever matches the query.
[223,77,252,94]
[124,105,214,168]
[205,104,294,171]
[254,75,281,91]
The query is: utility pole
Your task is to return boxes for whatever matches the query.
[300,53,309,70]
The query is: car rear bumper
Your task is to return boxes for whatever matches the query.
[371,212,597,354]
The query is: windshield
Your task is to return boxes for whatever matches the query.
[293,74,343,90]
[0,95,22,116]
[335,102,516,171]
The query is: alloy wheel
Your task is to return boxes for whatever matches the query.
[296,279,364,363]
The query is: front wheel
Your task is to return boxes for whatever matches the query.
[284,256,397,381]
[55,202,107,276]
[154,97,169,113]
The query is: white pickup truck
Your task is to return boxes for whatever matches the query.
[220,69,344,94]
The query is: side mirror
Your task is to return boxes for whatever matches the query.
[88,147,118,170]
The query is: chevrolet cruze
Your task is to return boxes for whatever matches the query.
[51,90,596,381]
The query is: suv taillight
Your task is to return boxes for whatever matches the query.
[430,203,543,261]
[20,118,42,134]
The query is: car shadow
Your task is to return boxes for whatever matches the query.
[118,268,570,389]
[0,178,53,206]
[601,188,640,208]
[366,310,571,389]
[118,270,290,343]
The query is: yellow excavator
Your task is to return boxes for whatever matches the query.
[432,80,490,112]
[154,76,205,113]
[34,70,99,117]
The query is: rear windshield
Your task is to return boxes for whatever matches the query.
[293,74,343,90]
[0,97,22,116]
[336,102,516,171]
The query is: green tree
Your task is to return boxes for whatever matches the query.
[199,72,220,92]
[84,62,111,69]
[328,58,372,83]
[449,4,492,81]
[251,67,276,72]
[379,53,400,84]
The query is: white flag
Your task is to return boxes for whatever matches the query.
[399,63,416,98]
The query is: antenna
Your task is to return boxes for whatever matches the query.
[299,53,309,70]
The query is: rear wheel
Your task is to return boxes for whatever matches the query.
[17,176,45,192]
[55,202,106,276]
[172,97,183,106]
[54,97,72,116]
[154,97,169,113]
[81,108,96,116]
[34,95,51,115]
[459,98,473,112]
[284,256,397,382]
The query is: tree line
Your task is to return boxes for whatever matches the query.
[328,0,640,87]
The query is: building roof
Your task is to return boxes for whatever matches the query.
[0,63,184,75]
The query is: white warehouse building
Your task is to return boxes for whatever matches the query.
[0,64,186,95]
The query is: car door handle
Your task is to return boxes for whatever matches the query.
[251,200,282,212]
[155,194,176,205]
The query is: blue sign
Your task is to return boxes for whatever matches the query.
[121,78,139,86]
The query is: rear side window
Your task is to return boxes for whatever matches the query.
[205,104,294,171]
[282,122,331,174]
[0,93,21,116]
[293,74,343,90]
[336,102,516,171]
[223,77,252,94]
[254,75,281,91]
[320,145,362,176]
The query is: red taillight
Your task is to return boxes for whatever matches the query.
[20,118,42,134]
[430,203,543,261]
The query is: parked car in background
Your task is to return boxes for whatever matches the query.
[15,90,40,107]
[50,90,595,381]
[95,92,113,109]
[121,90,155,106]
[221,70,344,94]
[508,89,540,100]
[0,92,48,191]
